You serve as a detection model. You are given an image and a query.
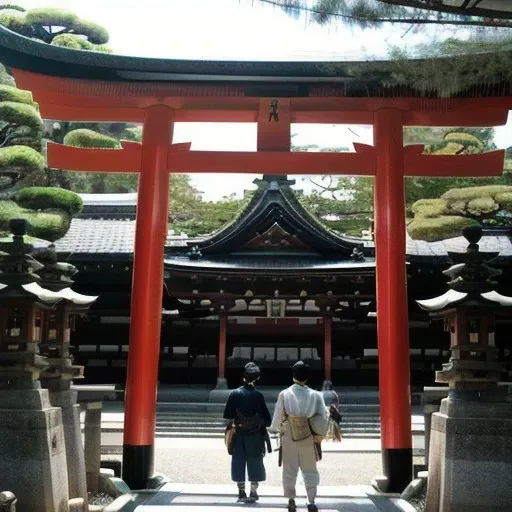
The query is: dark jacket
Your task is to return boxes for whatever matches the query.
[223,384,272,428]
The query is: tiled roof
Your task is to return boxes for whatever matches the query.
[405,233,512,259]
[164,256,376,273]
[55,217,512,261]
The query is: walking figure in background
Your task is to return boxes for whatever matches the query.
[223,362,272,503]
[270,361,329,512]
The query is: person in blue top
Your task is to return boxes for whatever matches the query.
[223,362,272,503]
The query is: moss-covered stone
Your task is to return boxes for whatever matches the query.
[63,129,121,149]
[15,187,83,216]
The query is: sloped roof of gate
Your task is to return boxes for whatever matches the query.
[191,175,366,258]
[2,24,512,99]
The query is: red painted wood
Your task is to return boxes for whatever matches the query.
[47,141,504,178]
[218,315,227,380]
[123,105,173,447]
[324,316,332,382]
[404,148,505,177]
[168,150,376,175]
[257,99,291,151]
[13,69,510,127]
[373,109,412,451]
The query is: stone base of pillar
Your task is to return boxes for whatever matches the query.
[426,392,512,512]
[49,389,88,511]
[215,378,228,390]
[0,387,69,512]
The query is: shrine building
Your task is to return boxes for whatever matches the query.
[54,174,512,389]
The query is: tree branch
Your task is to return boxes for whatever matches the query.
[257,0,512,28]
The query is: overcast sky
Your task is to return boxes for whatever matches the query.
[11,0,512,200]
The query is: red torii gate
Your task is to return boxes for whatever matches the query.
[11,69,507,492]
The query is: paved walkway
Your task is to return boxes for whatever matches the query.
[108,484,416,511]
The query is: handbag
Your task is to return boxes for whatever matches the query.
[224,420,236,455]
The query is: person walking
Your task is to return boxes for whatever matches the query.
[223,362,272,503]
[270,361,329,512]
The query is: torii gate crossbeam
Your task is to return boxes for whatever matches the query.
[12,69,508,493]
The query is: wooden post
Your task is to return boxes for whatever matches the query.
[373,108,412,493]
[216,314,228,389]
[122,104,173,489]
[324,316,332,383]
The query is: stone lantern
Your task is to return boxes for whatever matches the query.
[417,226,512,512]
[33,243,97,508]
[0,219,70,512]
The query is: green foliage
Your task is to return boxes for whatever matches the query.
[0,85,35,106]
[25,8,78,27]
[385,38,512,96]
[0,11,32,37]
[0,145,45,176]
[63,129,121,149]
[0,6,111,51]
[15,187,83,216]
[261,0,507,28]
[0,199,71,241]
[0,64,14,87]
[51,34,112,53]
[409,185,512,241]
[411,199,446,218]
[70,20,109,45]
[408,215,477,242]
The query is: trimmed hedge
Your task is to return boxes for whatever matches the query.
[411,198,446,218]
[25,8,78,27]
[408,215,477,242]
[15,187,83,216]
[63,129,121,149]
[0,84,36,106]
[71,19,109,44]
[0,65,15,87]
[0,101,42,133]
[51,34,112,53]
[408,184,512,241]
[0,200,71,242]
[0,145,45,174]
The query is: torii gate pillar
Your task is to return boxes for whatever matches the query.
[374,108,412,492]
[122,105,174,488]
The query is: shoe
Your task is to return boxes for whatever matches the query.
[237,491,247,503]
[288,498,297,512]
[246,490,259,503]
[307,504,318,512]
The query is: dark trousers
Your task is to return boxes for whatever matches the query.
[231,431,266,483]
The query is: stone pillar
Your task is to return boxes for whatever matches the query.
[48,389,88,510]
[0,383,69,512]
[216,314,228,389]
[84,402,102,494]
[427,390,512,512]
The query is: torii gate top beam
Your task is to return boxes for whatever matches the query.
[1,25,512,126]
